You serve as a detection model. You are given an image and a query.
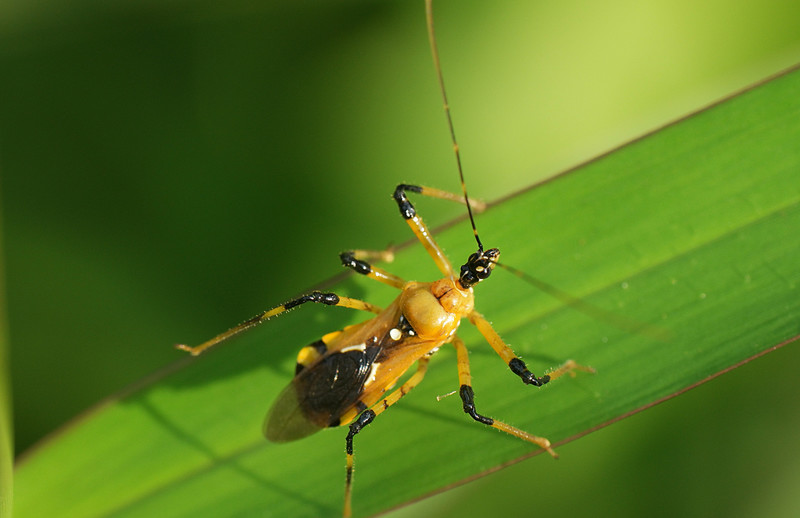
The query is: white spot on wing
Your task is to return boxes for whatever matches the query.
[340,343,366,353]
[364,361,381,387]
[389,328,402,341]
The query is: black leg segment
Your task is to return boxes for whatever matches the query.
[393,184,423,219]
[508,357,551,386]
[345,409,376,456]
[459,384,494,426]
[340,251,373,276]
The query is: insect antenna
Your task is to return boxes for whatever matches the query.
[425,0,483,253]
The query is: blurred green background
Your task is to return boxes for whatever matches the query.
[2,0,799,516]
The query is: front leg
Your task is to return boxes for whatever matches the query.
[467,311,594,384]
[452,336,557,457]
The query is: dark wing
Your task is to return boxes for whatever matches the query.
[264,345,381,442]
[264,302,439,443]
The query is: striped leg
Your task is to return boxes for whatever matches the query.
[393,184,485,279]
[452,336,558,458]
[467,311,594,386]
[176,291,382,356]
[340,250,406,289]
[343,356,431,518]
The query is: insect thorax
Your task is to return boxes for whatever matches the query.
[399,279,472,340]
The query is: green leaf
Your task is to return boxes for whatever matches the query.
[0,202,13,518]
[14,65,800,518]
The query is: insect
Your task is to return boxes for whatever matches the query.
[177,1,592,516]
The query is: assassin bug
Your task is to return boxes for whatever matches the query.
[177,1,592,516]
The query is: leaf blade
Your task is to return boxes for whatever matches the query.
[14,66,800,518]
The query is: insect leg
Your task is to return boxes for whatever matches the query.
[544,359,597,381]
[176,292,382,356]
[393,184,485,279]
[343,356,431,518]
[467,311,552,386]
[396,184,486,210]
[467,311,595,384]
[340,250,406,289]
[452,336,558,458]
